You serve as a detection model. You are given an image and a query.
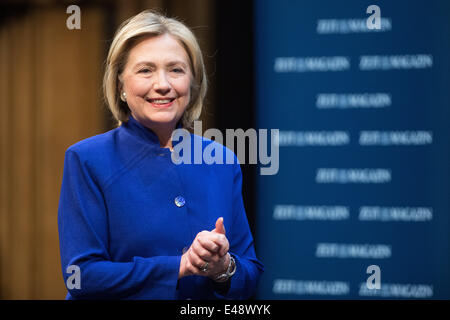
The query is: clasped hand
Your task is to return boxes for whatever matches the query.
[179,217,230,281]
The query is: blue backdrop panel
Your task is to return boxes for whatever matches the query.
[254,0,450,299]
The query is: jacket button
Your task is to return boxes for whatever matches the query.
[174,196,185,207]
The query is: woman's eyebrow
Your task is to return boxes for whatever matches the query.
[133,61,155,69]
[166,61,188,68]
[134,60,188,68]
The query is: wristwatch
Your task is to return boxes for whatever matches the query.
[214,253,236,282]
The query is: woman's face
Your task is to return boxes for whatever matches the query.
[120,33,192,130]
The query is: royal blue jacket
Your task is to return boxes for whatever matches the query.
[58,115,264,299]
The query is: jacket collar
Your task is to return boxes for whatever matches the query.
[123,115,184,148]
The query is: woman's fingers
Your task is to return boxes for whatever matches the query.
[198,231,229,256]
[195,231,228,255]
[212,217,226,235]
[192,239,215,261]
[181,229,231,278]
[185,247,228,277]
[181,239,227,278]
[211,233,228,256]
[196,234,219,253]
[188,246,206,269]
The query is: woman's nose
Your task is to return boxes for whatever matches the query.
[154,70,171,94]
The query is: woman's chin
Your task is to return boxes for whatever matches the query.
[142,115,179,127]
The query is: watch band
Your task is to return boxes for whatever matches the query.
[214,253,236,282]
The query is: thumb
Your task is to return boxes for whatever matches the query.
[212,217,226,235]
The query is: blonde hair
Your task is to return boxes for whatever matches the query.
[103,10,207,128]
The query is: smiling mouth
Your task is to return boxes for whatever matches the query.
[146,97,176,105]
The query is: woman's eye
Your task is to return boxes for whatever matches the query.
[172,68,184,73]
[138,68,150,73]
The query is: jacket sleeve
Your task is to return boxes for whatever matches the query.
[58,148,181,299]
[212,160,264,299]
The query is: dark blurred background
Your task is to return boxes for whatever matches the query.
[0,0,255,299]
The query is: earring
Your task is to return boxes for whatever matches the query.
[120,91,127,102]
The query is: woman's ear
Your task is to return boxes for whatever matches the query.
[118,74,126,102]
[120,91,127,102]
[117,73,123,91]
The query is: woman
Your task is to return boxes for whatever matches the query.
[58,10,263,300]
